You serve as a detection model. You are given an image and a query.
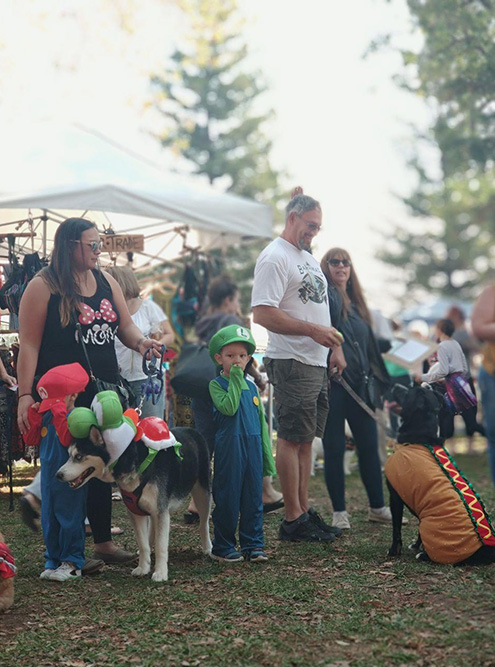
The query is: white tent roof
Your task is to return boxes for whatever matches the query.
[0,123,273,265]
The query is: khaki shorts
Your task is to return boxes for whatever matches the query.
[264,358,329,444]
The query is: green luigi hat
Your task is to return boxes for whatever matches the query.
[209,324,256,362]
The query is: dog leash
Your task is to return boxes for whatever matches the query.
[329,369,379,422]
[138,344,166,410]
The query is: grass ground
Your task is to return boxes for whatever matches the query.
[1,439,495,667]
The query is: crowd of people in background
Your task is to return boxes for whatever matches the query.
[2,185,495,580]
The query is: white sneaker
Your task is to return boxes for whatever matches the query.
[49,561,82,582]
[39,569,56,580]
[332,511,351,530]
[368,506,408,524]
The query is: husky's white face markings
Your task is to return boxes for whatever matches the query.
[56,444,106,488]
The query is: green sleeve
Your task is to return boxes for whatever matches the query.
[257,388,277,477]
[209,365,246,416]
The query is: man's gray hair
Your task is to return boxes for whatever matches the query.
[285,194,321,221]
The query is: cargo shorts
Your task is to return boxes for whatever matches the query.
[264,357,329,444]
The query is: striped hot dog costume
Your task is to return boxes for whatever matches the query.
[385,443,495,564]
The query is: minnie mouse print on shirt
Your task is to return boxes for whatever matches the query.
[78,299,119,346]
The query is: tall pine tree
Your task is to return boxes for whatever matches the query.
[150,0,285,310]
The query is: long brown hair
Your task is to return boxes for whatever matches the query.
[40,218,98,327]
[320,247,371,325]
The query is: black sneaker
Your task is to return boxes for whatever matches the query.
[278,512,335,543]
[308,507,343,538]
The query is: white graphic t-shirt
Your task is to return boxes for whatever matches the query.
[251,237,331,367]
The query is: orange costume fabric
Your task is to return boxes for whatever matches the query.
[385,444,493,564]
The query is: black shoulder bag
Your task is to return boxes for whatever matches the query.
[76,322,136,409]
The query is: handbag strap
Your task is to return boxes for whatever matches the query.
[76,321,96,382]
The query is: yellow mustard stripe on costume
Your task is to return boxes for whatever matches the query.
[430,446,495,546]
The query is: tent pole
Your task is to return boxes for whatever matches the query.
[42,211,48,257]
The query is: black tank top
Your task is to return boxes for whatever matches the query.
[36,271,120,405]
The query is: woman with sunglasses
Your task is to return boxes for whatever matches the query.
[321,248,392,530]
[17,218,162,566]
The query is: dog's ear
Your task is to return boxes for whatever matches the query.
[88,425,105,447]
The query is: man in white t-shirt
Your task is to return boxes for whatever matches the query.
[252,189,345,543]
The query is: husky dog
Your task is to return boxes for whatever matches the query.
[0,530,16,613]
[57,426,212,582]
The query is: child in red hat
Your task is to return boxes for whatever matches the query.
[23,363,89,582]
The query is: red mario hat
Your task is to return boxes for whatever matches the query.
[37,363,89,413]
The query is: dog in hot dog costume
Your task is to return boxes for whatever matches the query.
[385,385,495,565]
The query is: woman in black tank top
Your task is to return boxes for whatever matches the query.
[17,218,162,561]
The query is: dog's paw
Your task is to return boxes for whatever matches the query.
[151,569,168,583]
[131,565,150,577]
[416,551,431,563]
[202,539,213,555]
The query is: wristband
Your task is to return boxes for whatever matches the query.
[18,393,32,399]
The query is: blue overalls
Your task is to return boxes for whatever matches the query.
[40,412,87,571]
[211,375,264,557]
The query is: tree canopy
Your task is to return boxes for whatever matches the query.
[378,0,495,300]
[150,0,285,313]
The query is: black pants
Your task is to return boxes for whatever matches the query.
[87,478,112,544]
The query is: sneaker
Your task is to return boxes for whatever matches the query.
[49,562,82,582]
[39,568,56,580]
[332,511,351,530]
[210,551,244,563]
[308,507,343,537]
[368,506,409,524]
[278,513,335,543]
[243,549,268,562]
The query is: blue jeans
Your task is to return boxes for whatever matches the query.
[323,383,384,512]
[478,367,495,487]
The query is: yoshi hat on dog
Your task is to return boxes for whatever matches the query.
[37,363,89,413]
[209,325,256,362]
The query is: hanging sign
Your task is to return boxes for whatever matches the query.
[100,234,145,253]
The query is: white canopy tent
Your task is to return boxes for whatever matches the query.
[0,123,273,267]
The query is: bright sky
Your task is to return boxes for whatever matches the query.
[0,0,433,315]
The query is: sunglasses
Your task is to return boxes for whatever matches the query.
[296,214,322,233]
[328,259,351,268]
[71,240,103,253]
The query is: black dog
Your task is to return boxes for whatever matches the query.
[385,384,495,565]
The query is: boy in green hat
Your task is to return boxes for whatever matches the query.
[208,324,274,562]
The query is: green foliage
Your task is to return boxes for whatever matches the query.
[151,0,282,199]
[378,0,495,299]
[150,0,285,309]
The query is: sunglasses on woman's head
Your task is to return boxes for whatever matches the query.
[328,259,351,267]
[71,240,103,253]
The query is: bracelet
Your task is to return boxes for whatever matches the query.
[18,393,32,399]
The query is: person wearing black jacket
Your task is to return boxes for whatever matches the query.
[321,248,393,531]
